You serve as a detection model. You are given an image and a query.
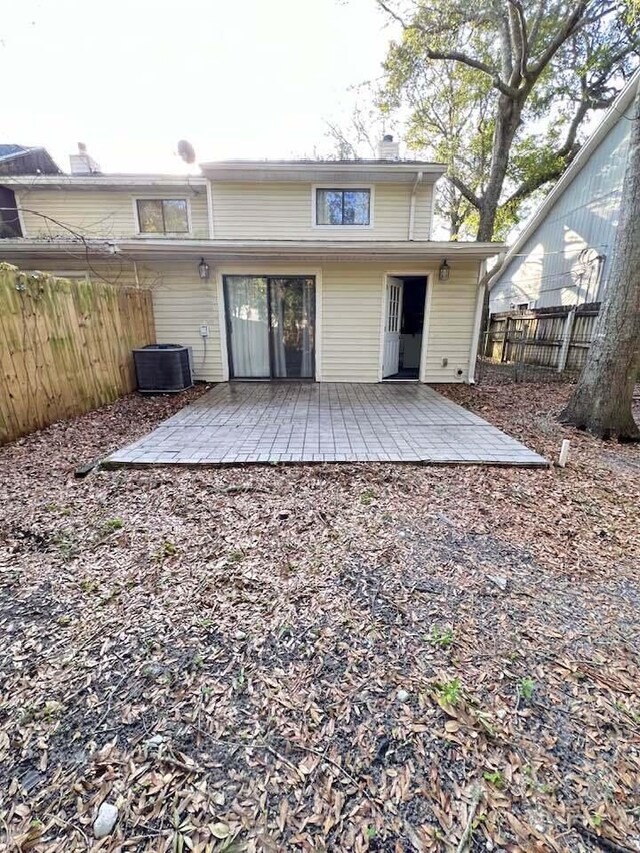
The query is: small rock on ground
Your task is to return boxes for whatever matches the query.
[93,802,118,839]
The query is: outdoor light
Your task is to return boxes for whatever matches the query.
[198,258,210,281]
[438,259,450,281]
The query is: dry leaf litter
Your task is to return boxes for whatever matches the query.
[1,377,639,852]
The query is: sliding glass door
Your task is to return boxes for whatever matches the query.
[224,276,315,379]
[224,276,270,378]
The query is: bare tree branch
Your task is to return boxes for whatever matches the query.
[448,174,481,209]
[0,206,126,286]
[376,0,520,97]
[528,1,589,76]
[506,0,529,83]
[503,66,621,209]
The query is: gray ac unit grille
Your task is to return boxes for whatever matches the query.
[133,345,193,393]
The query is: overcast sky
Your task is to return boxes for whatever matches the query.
[1,0,398,173]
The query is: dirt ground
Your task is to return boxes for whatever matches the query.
[1,376,639,853]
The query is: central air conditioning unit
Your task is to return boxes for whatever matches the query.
[133,344,193,393]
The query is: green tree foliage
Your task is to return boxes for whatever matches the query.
[378,0,639,239]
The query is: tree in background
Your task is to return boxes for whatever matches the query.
[558,87,639,440]
[325,101,397,160]
[376,0,639,240]
[382,60,495,238]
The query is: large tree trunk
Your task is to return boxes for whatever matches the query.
[559,90,640,441]
[476,94,524,342]
[476,93,524,241]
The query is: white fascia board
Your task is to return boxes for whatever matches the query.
[0,238,504,262]
[200,162,446,183]
[0,175,207,189]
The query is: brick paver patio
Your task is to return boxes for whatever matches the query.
[106,383,548,467]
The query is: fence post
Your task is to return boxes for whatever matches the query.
[500,317,511,363]
[557,307,576,372]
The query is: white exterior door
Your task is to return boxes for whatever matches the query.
[382,277,403,378]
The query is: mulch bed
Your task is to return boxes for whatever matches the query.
[1,378,639,852]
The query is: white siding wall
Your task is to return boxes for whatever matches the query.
[17,188,210,239]
[491,105,632,312]
[14,180,434,242]
[424,263,479,382]
[210,182,433,240]
[7,256,223,382]
[321,264,386,382]
[6,255,480,385]
[319,261,480,383]
[150,262,223,382]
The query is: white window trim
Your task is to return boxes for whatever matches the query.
[131,196,192,238]
[311,184,375,230]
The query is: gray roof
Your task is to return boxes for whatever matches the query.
[0,144,31,161]
[204,158,442,166]
[0,144,62,174]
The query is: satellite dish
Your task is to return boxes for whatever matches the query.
[177,139,196,164]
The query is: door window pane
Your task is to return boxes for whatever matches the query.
[225,276,270,377]
[269,278,315,378]
[387,282,401,332]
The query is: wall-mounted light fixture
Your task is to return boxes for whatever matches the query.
[198,258,210,281]
[438,259,450,281]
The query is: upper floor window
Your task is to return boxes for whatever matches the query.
[136,198,189,234]
[315,188,370,226]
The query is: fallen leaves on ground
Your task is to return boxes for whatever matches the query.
[1,374,639,852]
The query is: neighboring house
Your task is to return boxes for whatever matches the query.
[0,144,61,237]
[0,144,61,177]
[0,137,501,385]
[490,71,639,313]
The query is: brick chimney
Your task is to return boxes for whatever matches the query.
[377,134,400,160]
[69,142,101,175]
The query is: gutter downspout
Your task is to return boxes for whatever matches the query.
[468,261,487,384]
[13,190,27,238]
[206,179,215,238]
[408,171,423,241]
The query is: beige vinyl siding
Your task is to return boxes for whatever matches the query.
[413,183,433,240]
[7,253,480,386]
[210,182,434,240]
[423,263,480,383]
[150,262,223,382]
[320,260,480,383]
[321,264,385,382]
[17,188,210,239]
[8,256,222,383]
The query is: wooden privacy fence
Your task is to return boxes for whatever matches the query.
[0,264,155,444]
[484,303,600,373]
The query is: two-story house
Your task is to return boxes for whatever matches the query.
[0,137,501,385]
